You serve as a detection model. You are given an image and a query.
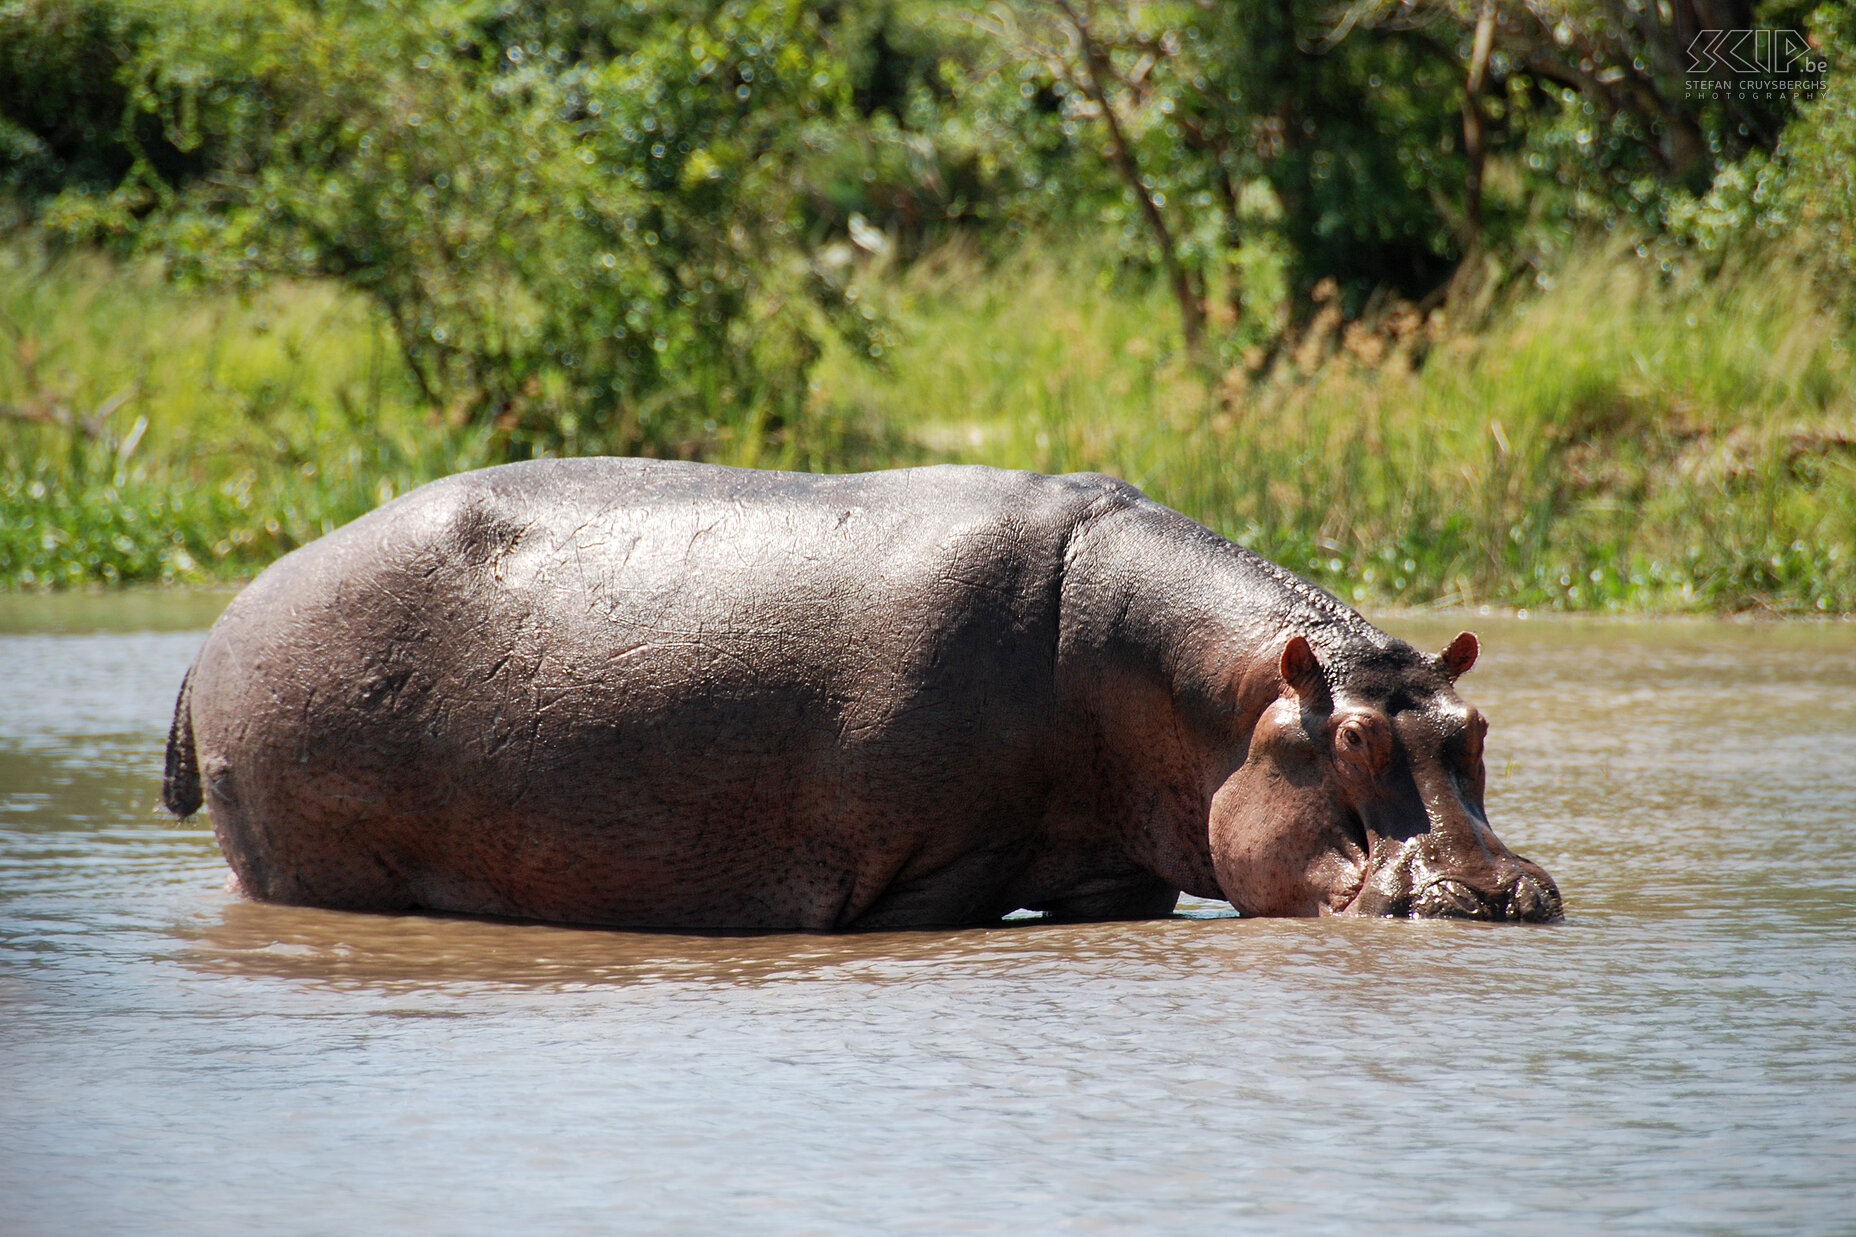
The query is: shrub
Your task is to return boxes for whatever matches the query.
[27,0,866,460]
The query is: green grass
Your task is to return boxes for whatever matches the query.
[5,238,1854,612]
[0,239,910,588]
[0,243,485,586]
[817,243,1856,614]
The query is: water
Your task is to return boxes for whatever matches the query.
[2,594,1853,1235]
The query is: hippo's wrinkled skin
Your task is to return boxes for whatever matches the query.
[163,459,1561,929]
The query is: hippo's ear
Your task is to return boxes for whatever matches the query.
[1279,634,1326,702]
[1440,631,1479,680]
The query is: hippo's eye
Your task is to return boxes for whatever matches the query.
[1333,715,1388,775]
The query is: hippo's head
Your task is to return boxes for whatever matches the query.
[1209,631,1562,922]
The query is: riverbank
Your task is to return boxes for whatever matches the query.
[4,240,1853,612]
[817,244,1856,615]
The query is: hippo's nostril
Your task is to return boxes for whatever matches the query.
[1506,873,1563,923]
[1409,878,1495,920]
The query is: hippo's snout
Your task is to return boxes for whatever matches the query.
[1408,871,1561,922]
[1347,848,1564,923]
[1406,868,1563,923]
[1410,878,1495,920]
[1506,868,1562,922]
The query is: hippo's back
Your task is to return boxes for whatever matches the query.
[179,459,1140,928]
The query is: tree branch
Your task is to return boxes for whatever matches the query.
[1046,0,1206,361]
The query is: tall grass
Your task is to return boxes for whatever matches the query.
[817,244,1856,614]
[0,241,912,588]
[5,239,1853,612]
[0,243,484,586]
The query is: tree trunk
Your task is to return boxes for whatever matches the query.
[1050,0,1207,362]
[1461,2,1496,245]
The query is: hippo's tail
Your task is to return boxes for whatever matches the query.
[162,662,202,818]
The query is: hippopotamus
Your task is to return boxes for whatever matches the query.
[162,459,1561,928]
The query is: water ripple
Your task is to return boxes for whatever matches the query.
[1,613,1854,1235]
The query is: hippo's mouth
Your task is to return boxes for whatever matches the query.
[1324,860,1371,916]
[1344,862,1564,923]
[1409,878,1499,920]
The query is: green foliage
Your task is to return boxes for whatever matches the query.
[817,242,1856,614]
[0,1,164,216]
[891,0,1826,346]
[3,0,1852,610]
[2,0,1836,367]
[0,236,916,588]
[782,1,1060,247]
[920,0,1473,344]
[4,236,1853,611]
[19,0,869,459]
[0,241,481,587]
[1777,34,1856,276]
[1667,4,1855,286]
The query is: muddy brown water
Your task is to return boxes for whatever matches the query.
[2,593,1853,1234]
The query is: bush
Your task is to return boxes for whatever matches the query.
[23,0,872,460]
[814,241,1856,614]
[1666,5,1854,284]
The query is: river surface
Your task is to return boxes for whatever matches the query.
[1,593,1853,1235]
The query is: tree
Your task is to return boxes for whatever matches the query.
[18,0,859,459]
